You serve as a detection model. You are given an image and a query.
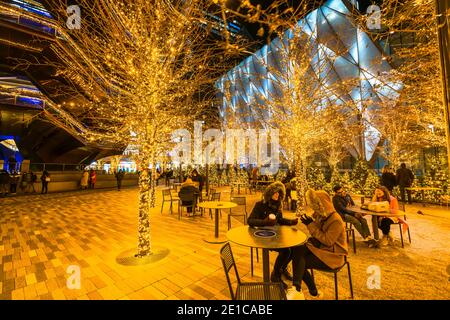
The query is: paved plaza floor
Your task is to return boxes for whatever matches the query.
[1,186,449,300]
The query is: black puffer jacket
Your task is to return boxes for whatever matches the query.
[248,181,297,227]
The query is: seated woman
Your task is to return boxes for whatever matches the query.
[247,181,298,289]
[372,186,405,246]
[287,189,348,300]
[178,177,199,215]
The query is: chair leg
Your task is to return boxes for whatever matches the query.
[334,273,339,300]
[256,248,259,262]
[250,248,254,277]
[407,227,411,243]
[161,201,164,214]
[347,262,354,299]
[352,230,356,254]
[399,224,404,248]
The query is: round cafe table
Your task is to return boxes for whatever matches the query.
[347,207,406,240]
[198,201,237,244]
[226,225,307,282]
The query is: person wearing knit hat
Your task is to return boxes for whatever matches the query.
[286,189,348,300]
[248,181,299,289]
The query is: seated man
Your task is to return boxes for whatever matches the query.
[332,185,375,246]
[248,181,298,288]
[178,178,199,215]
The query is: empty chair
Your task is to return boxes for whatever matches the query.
[161,189,179,215]
[220,243,286,300]
[228,196,248,230]
[390,215,411,248]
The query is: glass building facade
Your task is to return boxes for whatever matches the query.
[216,0,402,161]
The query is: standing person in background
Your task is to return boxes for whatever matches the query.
[40,170,50,194]
[381,166,397,192]
[80,170,89,190]
[29,170,37,193]
[190,169,204,193]
[9,170,19,194]
[396,163,414,204]
[89,169,97,189]
[0,169,9,196]
[114,169,125,191]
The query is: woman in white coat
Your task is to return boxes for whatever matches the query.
[80,170,89,190]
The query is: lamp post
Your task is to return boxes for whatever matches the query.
[436,0,450,172]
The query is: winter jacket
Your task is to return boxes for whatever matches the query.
[381,172,397,190]
[306,211,348,269]
[248,181,297,227]
[396,167,414,187]
[332,194,356,218]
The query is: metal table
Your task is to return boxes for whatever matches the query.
[226,225,307,282]
[198,201,237,244]
[347,207,406,240]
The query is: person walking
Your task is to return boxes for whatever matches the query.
[40,170,50,194]
[396,163,414,204]
[381,166,397,192]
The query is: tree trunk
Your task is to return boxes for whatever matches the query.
[137,163,152,257]
[294,152,308,216]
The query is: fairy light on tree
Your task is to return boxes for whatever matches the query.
[39,0,248,259]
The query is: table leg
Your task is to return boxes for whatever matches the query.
[262,248,270,282]
[372,215,379,240]
[203,208,227,244]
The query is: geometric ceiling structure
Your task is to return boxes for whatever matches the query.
[216,0,403,161]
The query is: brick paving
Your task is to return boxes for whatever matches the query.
[1,186,450,300]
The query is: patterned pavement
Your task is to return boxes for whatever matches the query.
[1,186,450,300]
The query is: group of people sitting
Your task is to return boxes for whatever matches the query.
[247,179,408,300]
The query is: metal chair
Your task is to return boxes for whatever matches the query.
[390,215,411,248]
[220,243,286,300]
[345,222,356,254]
[310,257,353,300]
[227,196,248,230]
[178,192,199,220]
[161,189,179,215]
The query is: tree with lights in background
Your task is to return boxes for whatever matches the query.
[41,0,248,258]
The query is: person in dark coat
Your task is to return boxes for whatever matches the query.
[332,185,375,246]
[190,169,204,193]
[40,170,50,194]
[380,166,396,192]
[396,163,414,204]
[248,181,298,288]
[114,170,125,191]
[178,178,200,215]
[0,169,10,196]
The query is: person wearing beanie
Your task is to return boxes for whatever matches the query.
[248,181,299,289]
[286,189,348,300]
[332,184,374,245]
